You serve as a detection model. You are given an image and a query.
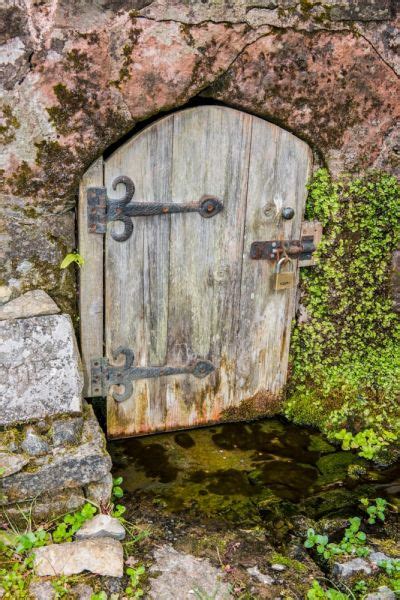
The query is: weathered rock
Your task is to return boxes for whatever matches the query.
[75,513,125,541]
[21,427,50,456]
[34,537,124,577]
[365,587,396,600]
[29,581,55,600]
[70,584,94,600]
[369,551,392,565]
[0,404,111,503]
[0,290,60,320]
[332,557,372,578]
[247,565,274,584]
[0,452,29,477]
[149,545,232,599]
[271,563,286,571]
[0,314,83,426]
[1,489,85,525]
[51,416,83,447]
[0,287,11,305]
[84,472,113,506]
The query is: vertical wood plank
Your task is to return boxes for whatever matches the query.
[165,106,252,430]
[235,122,312,408]
[105,116,174,438]
[78,157,104,396]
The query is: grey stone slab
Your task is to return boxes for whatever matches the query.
[21,427,50,456]
[0,404,111,504]
[1,489,86,525]
[0,314,83,426]
[84,472,113,506]
[0,290,60,320]
[149,545,232,600]
[34,538,124,577]
[365,587,396,600]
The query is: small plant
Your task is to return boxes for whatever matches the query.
[111,476,126,519]
[306,580,349,599]
[52,502,97,543]
[360,497,388,524]
[378,558,400,577]
[304,517,368,560]
[125,564,145,598]
[91,592,108,600]
[14,528,49,554]
[60,251,84,269]
[112,476,124,499]
[352,580,367,596]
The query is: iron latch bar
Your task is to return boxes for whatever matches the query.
[91,347,215,402]
[88,176,223,242]
[250,236,316,262]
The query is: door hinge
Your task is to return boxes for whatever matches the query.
[250,221,323,267]
[87,176,223,242]
[91,347,215,402]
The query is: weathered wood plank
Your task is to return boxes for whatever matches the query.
[235,121,312,411]
[78,157,104,396]
[164,106,252,430]
[105,116,173,438]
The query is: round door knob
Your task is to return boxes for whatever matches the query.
[282,207,295,220]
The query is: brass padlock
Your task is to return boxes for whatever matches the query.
[274,256,295,291]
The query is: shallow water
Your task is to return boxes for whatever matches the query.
[110,419,400,526]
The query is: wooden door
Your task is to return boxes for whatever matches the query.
[80,106,312,438]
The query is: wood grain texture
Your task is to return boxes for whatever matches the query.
[103,106,312,438]
[78,157,104,396]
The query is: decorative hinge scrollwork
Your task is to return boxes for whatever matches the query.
[91,347,215,402]
[87,176,223,242]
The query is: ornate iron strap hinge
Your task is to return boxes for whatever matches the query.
[91,347,215,402]
[87,176,223,242]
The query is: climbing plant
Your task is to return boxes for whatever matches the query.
[285,169,400,461]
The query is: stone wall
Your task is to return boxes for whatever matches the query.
[0,291,112,522]
[1,0,399,317]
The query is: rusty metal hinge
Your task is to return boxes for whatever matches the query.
[91,347,215,402]
[87,176,223,242]
[250,221,323,266]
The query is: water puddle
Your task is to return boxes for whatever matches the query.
[110,419,400,526]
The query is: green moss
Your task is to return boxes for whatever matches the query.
[271,553,307,573]
[285,170,400,461]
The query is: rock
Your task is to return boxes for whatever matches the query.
[1,489,86,525]
[51,416,83,447]
[84,472,113,506]
[0,287,11,305]
[75,514,125,541]
[0,290,60,320]
[271,563,286,571]
[0,314,83,426]
[332,557,372,578]
[369,551,391,565]
[0,452,29,477]
[247,565,274,584]
[21,427,50,456]
[0,404,111,503]
[70,584,94,600]
[34,537,124,577]
[149,545,232,599]
[29,581,55,600]
[365,586,396,600]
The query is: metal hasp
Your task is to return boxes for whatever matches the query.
[87,175,223,242]
[250,235,316,262]
[91,347,215,402]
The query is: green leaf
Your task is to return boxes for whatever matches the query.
[60,252,84,269]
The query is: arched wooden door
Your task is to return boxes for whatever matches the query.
[79,106,312,438]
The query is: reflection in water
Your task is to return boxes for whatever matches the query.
[110,419,400,525]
